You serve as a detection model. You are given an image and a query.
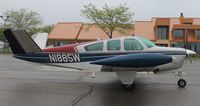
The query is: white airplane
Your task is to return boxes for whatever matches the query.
[0,41,3,49]
[31,32,48,49]
[4,29,196,90]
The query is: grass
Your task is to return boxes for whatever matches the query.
[191,54,200,60]
[0,48,12,54]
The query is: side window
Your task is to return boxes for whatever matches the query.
[85,42,103,51]
[124,39,144,50]
[107,40,121,51]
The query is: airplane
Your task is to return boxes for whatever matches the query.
[0,41,3,49]
[4,29,196,90]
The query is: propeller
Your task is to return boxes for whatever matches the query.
[186,53,192,64]
[185,48,194,64]
[183,38,197,63]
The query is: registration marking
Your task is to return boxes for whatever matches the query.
[49,54,80,63]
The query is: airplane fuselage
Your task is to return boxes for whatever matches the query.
[14,36,190,74]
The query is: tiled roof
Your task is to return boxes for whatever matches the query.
[48,22,134,41]
[48,22,83,40]
[77,24,107,40]
[77,24,123,40]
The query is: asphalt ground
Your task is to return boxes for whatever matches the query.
[0,54,200,106]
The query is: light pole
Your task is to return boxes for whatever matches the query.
[0,15,10,53]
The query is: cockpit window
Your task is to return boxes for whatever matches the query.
[138,37,156,48]
[107,40,120,51]
[124,39,144,50]
[85,42,103,51]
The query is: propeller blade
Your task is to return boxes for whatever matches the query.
[185,48,193,64]
[187,54,192,64]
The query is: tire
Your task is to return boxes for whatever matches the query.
[122,83,135,91]
[178,79,186,88]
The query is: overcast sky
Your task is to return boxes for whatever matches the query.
[0,0,200,25]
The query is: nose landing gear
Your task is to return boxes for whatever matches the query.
[178,79,186,88]
[177,72,186,88]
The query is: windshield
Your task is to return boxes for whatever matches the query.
[138,37,156,48]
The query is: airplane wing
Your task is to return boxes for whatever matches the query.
[90,53,173,68]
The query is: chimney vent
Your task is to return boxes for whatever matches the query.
[180,13,184,17]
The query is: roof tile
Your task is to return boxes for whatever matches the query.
[48,23,134,41]
[48,22,83,40]
[77,24,131,40]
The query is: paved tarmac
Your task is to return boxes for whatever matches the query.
[0,54,200,106]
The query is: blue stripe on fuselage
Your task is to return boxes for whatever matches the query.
[13,50,186,63]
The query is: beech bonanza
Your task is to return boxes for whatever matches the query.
[4,29,196,90]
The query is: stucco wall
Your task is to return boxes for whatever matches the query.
[134,21,155,40]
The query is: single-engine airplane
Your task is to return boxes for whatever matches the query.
[4,29,196,90]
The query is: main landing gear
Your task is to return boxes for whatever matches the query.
[116,71,137,91]
[177,72,186,88]
[122,83,135,91]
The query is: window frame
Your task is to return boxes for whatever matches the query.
[84,42,103,51]
[124,38,144,50]
[174,29,185,37]
[107,40,121,51]
[196,29,200,37]
[157,26,169,40]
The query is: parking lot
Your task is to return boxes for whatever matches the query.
[0,54,200,106]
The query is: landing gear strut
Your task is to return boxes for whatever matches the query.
[177,72,186,88]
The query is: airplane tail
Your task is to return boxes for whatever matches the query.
[3,29,41,54]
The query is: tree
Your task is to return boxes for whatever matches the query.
[81,3,134,38]
[0,27,4,40]
[28,25,53,36]
[3,8,43,30]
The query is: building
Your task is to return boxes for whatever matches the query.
[135,13,200,52]
[48,22,130,46]
[48,13,200,52]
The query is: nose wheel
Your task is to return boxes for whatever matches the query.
[177,79,186,88]
[177,72,186,88]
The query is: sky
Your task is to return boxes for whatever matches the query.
[0,0,200,25]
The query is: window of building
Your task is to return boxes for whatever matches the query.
[107,40,120,51]
[54,42,69,46]
[85,42,103,51]
[54,42,59,46]
[124,39,144,50]
[171,43,199,52]
[174,29,185,37]
[170,43,184,48]
[196,43,200,53]
[183,22,192,25]
[156,44,168,47]
[157,26,169,40]
[189,43,196,52]
[196,30,200,37]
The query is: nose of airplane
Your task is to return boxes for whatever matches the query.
[186,49,196,55]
